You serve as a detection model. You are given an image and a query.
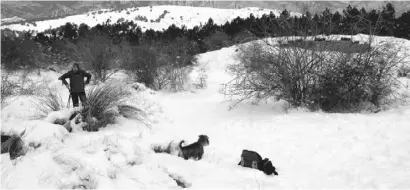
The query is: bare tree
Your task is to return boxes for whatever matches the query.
[67,33,126,82]
[123,45,159,88]
[151,38,197,91]
[1,70,18,108]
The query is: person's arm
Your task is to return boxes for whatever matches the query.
[58,71,71,85]
[83,71,92,84]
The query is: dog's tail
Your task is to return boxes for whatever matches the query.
[178,140,185,149]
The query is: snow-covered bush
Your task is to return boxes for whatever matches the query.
[1,69,57,109]
[52,154,98,189]
[16,70,36,95]
[124,46,159,88]
[125,40,197,92]
[310,42,403,112]
[196,67,208,89]
[166,66,192,92]
[223,35,406,112]
[191,67,208,89]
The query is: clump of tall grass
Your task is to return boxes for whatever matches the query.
[33,88,65,119]
[81,81,140,131]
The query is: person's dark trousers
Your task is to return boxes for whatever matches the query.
[71,92,87,107]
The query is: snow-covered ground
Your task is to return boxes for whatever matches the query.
[1,5,300,33]
[1,16,25,25]
[2,35,410,189]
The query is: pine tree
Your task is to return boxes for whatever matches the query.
[380,2,396,35]
[395,11,410,39]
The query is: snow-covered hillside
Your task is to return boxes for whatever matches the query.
[1,5,301,33]
[1,34,410,189]
[1,16,25,24]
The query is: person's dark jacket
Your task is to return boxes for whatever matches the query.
[58,70,91,93]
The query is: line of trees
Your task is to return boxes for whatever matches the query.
[1,3,409,83]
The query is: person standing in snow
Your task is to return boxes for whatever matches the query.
[58,62,92,107]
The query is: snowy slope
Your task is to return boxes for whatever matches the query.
[1,35,410,189]
[1,5,301,33]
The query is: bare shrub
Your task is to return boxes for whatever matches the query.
[123,46,159,88]
[125,38,197,92]
[1,71,18,108]
[194,67,208,89]
[223,15,407,112]
[17,70,37,95]
[152,38,198,91]
[152,64,191,92]
[14,70,56,97]
[2,69,39,96]
[222,36,335,109]
[1,69,58,108]
[153,65,171,90]
[168,66,192,92]
[67,33,127,82]
[152,54,194,91]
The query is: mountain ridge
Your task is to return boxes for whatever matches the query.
[2,1,409,24]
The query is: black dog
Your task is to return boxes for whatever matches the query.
[178,135,209,160]
[238,150,278,176]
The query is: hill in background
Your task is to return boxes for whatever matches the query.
[2,1,409,24]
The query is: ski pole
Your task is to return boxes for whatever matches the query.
[65,84,72,108]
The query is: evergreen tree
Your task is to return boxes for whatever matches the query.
[380,2,396,35]
[280,9,290,19]
[322,8,333,35]
[62,22,78,40]
[395,11,410,39]
[78,23,90,38]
